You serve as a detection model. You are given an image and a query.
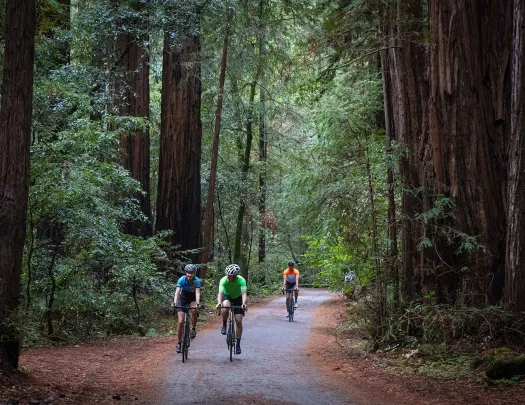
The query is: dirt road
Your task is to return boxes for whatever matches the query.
[158,288,359,404]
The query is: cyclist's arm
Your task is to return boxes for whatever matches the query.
[195,287,201,306]
[217,290,224,307]
[173,285,181,305]
[282,275,286,289]
[241,291,247,307]
[295,273,299,289]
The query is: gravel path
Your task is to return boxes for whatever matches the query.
[159,288,356,404]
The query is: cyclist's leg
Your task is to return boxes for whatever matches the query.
[294,288,299,307]
[221,298,231,334]
[234,313,243,339]
[190,301,198,337]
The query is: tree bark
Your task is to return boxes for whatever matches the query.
[113,1,152,237]
[504,0,525,311]
[156,15,202,258]
[0,0,36,369]
[384,0,429,302]
[380,44,399,306]
[428,0,512,305]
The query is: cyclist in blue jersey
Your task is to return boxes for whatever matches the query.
[173,264,201,353]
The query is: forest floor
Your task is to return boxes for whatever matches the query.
[1,294,525,405]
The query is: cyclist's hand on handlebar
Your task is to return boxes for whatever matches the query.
[242,304,247,311]
[215,303,221,310]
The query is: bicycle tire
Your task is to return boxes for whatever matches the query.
[228,320,235,362]
[182,313,189,363]
[288,298,293,322]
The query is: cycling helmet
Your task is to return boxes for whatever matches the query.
[184,264,197,274]
[225,264,240,275]
[288,260,295,267]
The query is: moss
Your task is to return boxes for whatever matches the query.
[483,347,525,380]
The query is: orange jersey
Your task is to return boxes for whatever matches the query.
[283,268,299,283]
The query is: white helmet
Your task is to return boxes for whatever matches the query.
[225,264,240,275]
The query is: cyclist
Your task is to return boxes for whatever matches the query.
[215,264,247,354]
[173,264,201,354]
[283,260,299,314]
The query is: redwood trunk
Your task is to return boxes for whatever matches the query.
[113,2,152,237]
[504,0,525,311]
[385,0,429,302]
[156,24,202,257]
[428,0,511,305]
[0,0,36,369]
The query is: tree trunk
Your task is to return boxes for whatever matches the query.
[385,0,429,303]
[258,0,267,264]
[428,0,512,305]
[113,1,152,237]
[233,80,257,263]
[0,0,36,369]
[200,6,231,277]
[504,0,525,311]
[156,17,202,258]
[380,45,399,307]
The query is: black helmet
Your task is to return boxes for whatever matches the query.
[184,264,197,274]
[288,260,295,267]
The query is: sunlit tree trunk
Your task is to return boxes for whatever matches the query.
[156,14,202,258]
[0,0,36,369]
[504,0,525,311]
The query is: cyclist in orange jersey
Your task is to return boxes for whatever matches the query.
[282,260,299,315]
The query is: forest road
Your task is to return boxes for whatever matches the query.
[157,288,372,405]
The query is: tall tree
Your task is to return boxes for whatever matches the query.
[112,0,152,237]
[384,0,429,302]
[428,0,512,305]
[200,3,232,276]
[156,7,202,258]
[504,0,525,311]
[258,0,267,264]
[0,0,37,369]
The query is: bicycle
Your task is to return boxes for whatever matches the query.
[282,288,297,322]
[173,304,199,363]
[217,305,245,362]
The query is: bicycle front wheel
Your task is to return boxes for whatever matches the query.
[182,314,189,362]
[228,321,235,362]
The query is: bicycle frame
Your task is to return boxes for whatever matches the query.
[283,288,296,322]
[218,305,244,362]
[174,304,197,363]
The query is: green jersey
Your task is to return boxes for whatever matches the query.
[219,275,247,299]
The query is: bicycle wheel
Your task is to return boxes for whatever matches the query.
[288,298,293,322]
[184,317,190,359]
[181,313,189,363]
[228,320,235,362]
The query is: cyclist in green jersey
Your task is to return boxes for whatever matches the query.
[215,264,247,354]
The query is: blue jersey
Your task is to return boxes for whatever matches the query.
[177,275,201,299]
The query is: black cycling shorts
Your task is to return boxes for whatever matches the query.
[177,295,196,313]
[285,281,297,291]
[222,295,244,315]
